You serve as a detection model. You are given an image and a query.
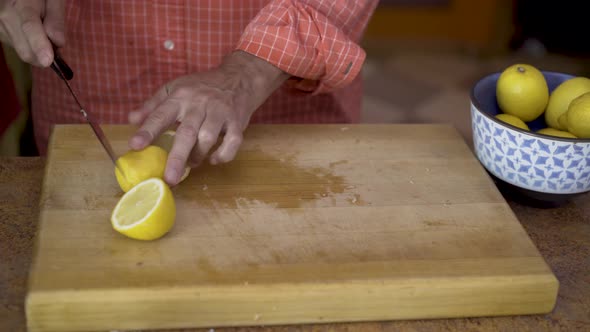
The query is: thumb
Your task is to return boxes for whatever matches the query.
[43,0,65,46]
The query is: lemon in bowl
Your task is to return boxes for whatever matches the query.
[496,64,549,122]
[558,92,590,139]
[544,77,590,130]
[471,70,590,205]
[536,128,577,139]
[494,114,530,131]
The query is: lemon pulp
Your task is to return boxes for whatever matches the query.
[111,177,176,241]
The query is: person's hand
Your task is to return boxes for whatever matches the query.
[128,50,289,186]
[0,0,65,67]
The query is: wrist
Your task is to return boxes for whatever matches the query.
[221,50,290,107]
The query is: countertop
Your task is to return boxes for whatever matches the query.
[1,157,589,332]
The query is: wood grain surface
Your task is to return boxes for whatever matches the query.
[25,124,558,332]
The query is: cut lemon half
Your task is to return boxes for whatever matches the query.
[115,145,168,192]
[111,177,176,241]
[153,130,191,182]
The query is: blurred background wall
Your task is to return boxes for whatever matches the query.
[363,0,513,54]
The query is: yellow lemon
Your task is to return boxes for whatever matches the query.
[115,145,168,192]
[536,128,577,139]
[545,77,590,129]
[560,92,590,138]
[496,64,549,122]
[558,113,568,129]
[152,130,191,183]
[111,177,176,241]
[495,113,530,131]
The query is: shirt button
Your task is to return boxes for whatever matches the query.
[163,40,175,51]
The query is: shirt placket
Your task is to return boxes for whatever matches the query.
[153,1,188,80]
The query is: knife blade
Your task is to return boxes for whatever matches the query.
[50,47,121,171]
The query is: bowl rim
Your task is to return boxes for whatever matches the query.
[470,70,590,143]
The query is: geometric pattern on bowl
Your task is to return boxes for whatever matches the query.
[471,104,590,194]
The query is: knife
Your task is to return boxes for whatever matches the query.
[50,46,121,171]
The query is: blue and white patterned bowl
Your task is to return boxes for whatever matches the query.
[470,71,590,202]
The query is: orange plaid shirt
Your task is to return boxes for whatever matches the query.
[31,0,378,154]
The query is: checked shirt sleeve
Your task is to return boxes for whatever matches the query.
[236,0,379,94]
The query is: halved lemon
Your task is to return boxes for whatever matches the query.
[153,130,191,182]
[111,177,176,241]
[115,145,168,192]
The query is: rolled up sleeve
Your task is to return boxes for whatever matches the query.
[236,0,378,94]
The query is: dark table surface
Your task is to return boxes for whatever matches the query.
[1,157,589,332]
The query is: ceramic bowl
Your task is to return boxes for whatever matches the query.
[470,71,590,205]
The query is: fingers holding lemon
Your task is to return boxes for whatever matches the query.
[495,64,587,139]
[152,130,191,183]
[115,145,168,192]
[115,131,191,192]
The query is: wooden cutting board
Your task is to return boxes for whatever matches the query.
[26,124,558,332]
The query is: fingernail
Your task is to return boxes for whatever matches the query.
[166,169,179,184]
[39,51,52,67]
[209,157,218,165]
[129,134,147,149]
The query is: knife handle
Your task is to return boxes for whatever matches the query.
[50,44,74,81]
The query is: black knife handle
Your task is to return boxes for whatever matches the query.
[50,44,74,81]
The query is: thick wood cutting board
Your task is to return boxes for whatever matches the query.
[26,124,558,332]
